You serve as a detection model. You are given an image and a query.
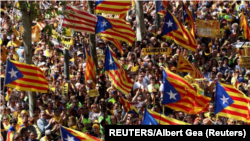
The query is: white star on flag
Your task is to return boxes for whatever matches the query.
[166,20,173,27]
[102,20,107,27]
[220,95,229,105]
[167,90,177,100]
[149,122,152,125]
[109,59,114,65]
[65,134,75,141]
[8,68,18,78]
[183,10,187,15]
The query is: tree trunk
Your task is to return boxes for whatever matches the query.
[20,1,36,117]
[87,1,99,76]
[155,2,161,31]
[135,1,145,41]
[62,5,70,82]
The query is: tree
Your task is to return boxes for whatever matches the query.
[14,1,67,117]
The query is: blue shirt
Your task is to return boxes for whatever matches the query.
[37,118,51,135]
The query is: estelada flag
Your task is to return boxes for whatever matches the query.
[4,60,48,93]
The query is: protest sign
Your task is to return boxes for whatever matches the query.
[87,89,99,97]
[141,47,171,55]
[196,20,220,38]
[239,57,250,68]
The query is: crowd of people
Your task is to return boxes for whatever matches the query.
[1,1,250,141]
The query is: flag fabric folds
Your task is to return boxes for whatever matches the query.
[104,46,133,95]
[119,97,140,117]
[95,15,135,45]
[62,5,135,44]
[161,10,197,52]
[84,46,97,88]
[156,1,168,15]
[95,1,131,15]
[4,60,48,93]
[63,5,98,34]
[177,54,203,78]
[5,87,13,101]
[215,82,250,122]
[103,37,124,55]
[6,126,16,141]
[31,24,40,42]
[162,68,211,114]
[60,126,101,141]
[183,4,196,38]
[240,12,250,40]
[142,109,190,125]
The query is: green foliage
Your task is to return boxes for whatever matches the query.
[62,27,67,36]
[57,10,63,15]
[43,25,53,36]
[60,1,67,6]
[57,36,62,42]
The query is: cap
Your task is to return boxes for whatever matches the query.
[77,51,83,56]
[45,130,51,135]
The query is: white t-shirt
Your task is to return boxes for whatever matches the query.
[133,81,147,90]
[159,83,163,92]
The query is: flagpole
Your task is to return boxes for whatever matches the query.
[2,59,9,104]
[59,125,64,141]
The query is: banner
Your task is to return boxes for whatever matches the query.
[239,57,250,68]
[61,82,69,96]
[98,55,105,60]
[61,36,73,50]
[87,89,99,97]
[141,47,171,55]
[105,125,249,140]
[196,20,220,38]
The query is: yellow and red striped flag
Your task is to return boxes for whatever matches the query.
[4,60,48,93]
[84,46,96,88]
[183,4,196,38]
[96,15,135,45]
[142,109,190,125]
[119,97,140,117]
[162,10,197,52]
[177,54,203,78]
[95,1,131,15]
[6,126,15,141]
[215,82,250,122]
[104,46,133,95]
[60,126,101,141]
[5,87,13,101]
[103,37,124,55]
[31,25,40,42]
[240,12,250,41]
[162,68,211,114]
[36,22,45,31]
[63,5,98,34]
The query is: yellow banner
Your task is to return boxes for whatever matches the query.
[196,20,220,38]
[239,57,250,68]
[141,47,171,55]
[61,83,69,96]
[97,55,105,60]
[87,89,99,97]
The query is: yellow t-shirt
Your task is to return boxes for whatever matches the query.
[7,40,21,48]
[53,115,63,125]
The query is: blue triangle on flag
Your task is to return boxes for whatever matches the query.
[5,60,24,85]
